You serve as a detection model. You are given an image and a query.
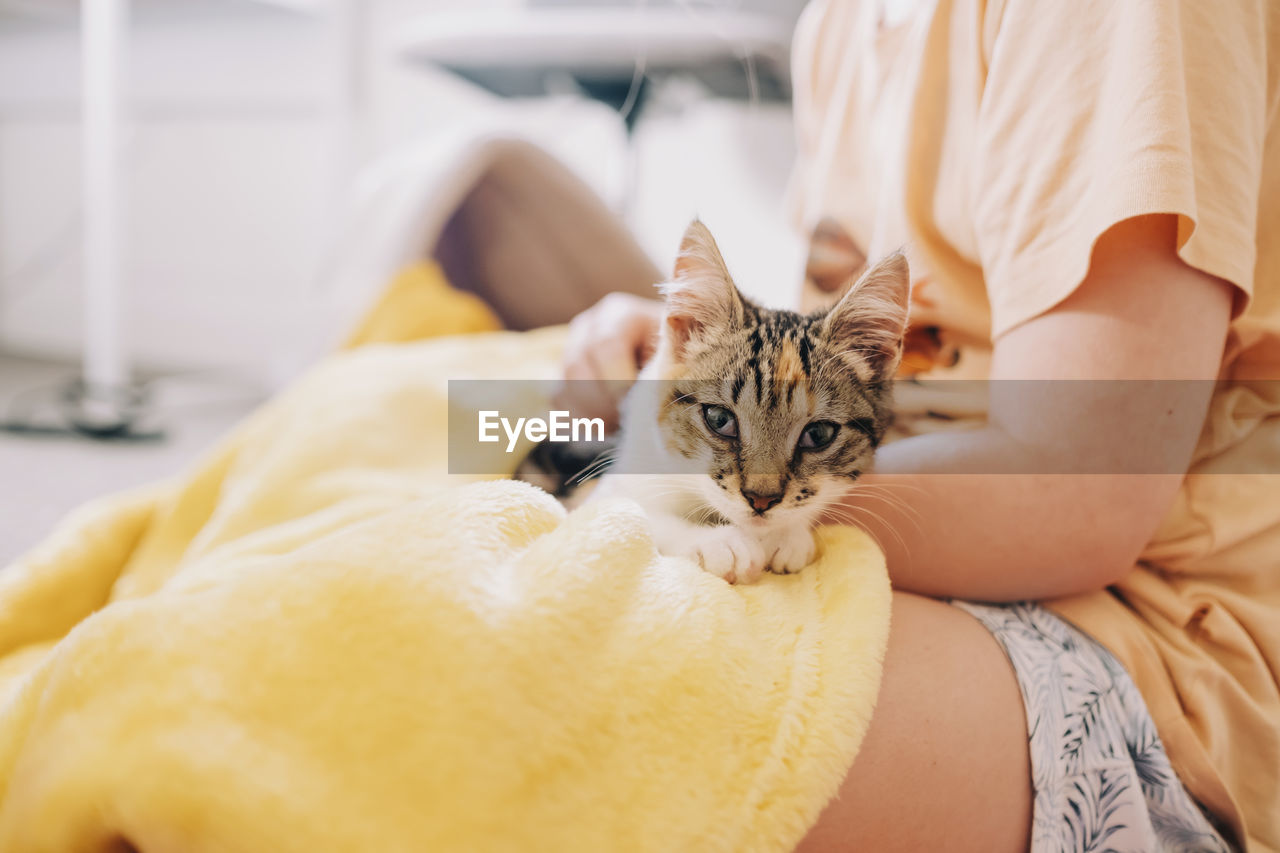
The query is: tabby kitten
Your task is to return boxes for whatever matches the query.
[535,221,910,584]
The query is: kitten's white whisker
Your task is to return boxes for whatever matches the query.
[569,453,616,478]
[823,510,899,557]
[843,483,924,532]
[660,392,697,413]
[846,485,921,520]
[853,497,924,539]
[566,460,621,487]
[566,452,619,485]
[686,506,721,526]
[810,509,891,557]
[847,480,928,498]
[821,503,911,558]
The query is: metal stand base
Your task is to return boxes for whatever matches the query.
[0,377,164,442]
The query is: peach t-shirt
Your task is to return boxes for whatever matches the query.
[788,0,1280,849]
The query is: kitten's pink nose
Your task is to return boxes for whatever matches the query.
[742,489,783,515]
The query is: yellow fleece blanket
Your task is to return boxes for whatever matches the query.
[0,264,891,852]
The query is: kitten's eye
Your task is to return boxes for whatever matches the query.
[702,404,738,438]
[798,420,839,450]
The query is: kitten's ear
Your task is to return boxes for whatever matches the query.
[822,250,911,378]
[660,220,746,358]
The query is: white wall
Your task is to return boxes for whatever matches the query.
[0,0,799,386]
[630,93,801,305]
[1,11,334,378]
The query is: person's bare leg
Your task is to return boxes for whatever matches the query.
[796,592,1033,853]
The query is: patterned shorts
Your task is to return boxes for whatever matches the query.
[953,601,1236,853]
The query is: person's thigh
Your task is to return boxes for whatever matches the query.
[796,592,1032,853]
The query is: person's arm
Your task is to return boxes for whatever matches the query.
[838,215,1235,601]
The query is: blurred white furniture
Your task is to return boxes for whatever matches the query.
[394,2,803,130]
[390,0,806,307]
[75,0,332,435]
[0,0,343,436]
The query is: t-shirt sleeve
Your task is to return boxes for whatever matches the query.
[973,0,1270,338]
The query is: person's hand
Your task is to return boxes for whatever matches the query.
[554,293,663,431]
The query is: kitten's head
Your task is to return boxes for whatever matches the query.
[649,220,909,530]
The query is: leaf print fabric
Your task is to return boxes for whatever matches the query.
[953,601,1235,853]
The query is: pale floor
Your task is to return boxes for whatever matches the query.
[0,354,264,566]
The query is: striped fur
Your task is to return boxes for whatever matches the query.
[598,221,911,583]
[643,226,906,500]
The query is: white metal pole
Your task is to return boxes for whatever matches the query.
[82,0,128,390]
[322,0,362,248]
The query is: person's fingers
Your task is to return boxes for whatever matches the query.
[560,314,594,373]
[553,294,663,429]
[556,350,619,428]
[587,337,640,385]
[621,308,661,365]
[581,340,638,423]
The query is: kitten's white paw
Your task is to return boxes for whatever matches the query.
[766,528,816,575]
[682,526,767,585]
